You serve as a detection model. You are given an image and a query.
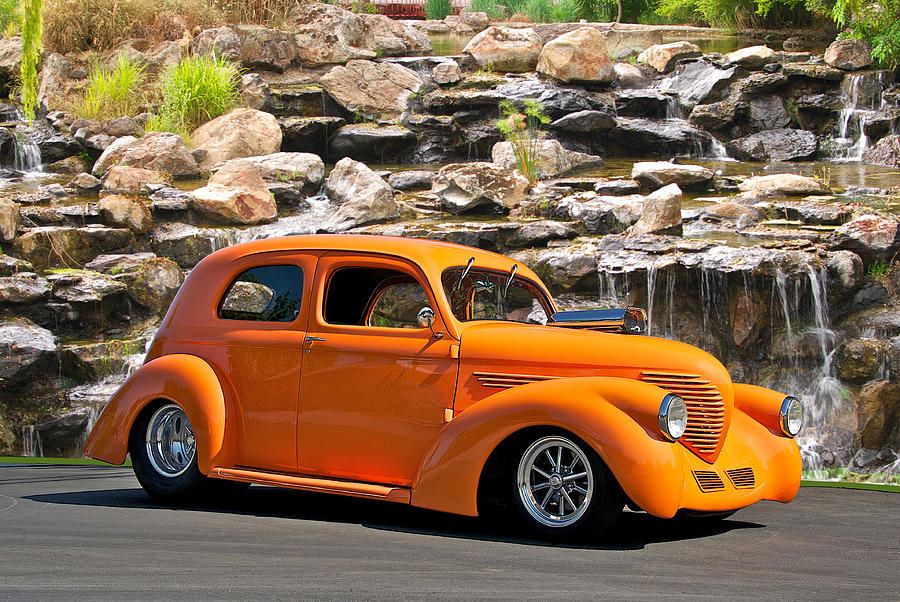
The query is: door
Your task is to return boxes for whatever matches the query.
[297,253,458,487]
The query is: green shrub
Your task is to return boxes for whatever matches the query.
[496,99,550,187]
[549,0,581,21]
[425,0,452,19]
[19,0,41,120]
[146,53,241,140]
[76,53,146,121]
[0,0,19,36]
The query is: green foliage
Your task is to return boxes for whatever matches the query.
[495,99,550,187]
[19,0,42,120]
[655,0,812,27]
[146,53,241,140]
[831,0,900,69]
[865,258,891,277]
[0,0,19,37]
[425,0,452,19]
[76,54,147,121]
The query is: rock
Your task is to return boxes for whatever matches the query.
[826,250,864,292]
[782,62,844,81]
[726,129,818,162]
[536,27,614,85]
[555,192,643,234]
[0,199,20,242]
[0,318,57,390]
[492,139,574,180]
[831,214,900,261]
[858,380,900,449]
[506,220,577,248]
[724,45,777,69]
[862,134,900,168]
[849,282,890,312]
[637,41,701,73]
[190,163,276,225]
[614,63,649,89]
[101,166,171,196]
[85,252,157,275]
[459,11,490,32]
[738,174,829,196]
[60,337,145,382]
[191,108,283,172]
[608,118,713,157]
[748,96,791,132]
[0,274,50,304]
[37,53,74,110]
[432,162,529,214]
[594,180,641,195]
[656,60,737,108]
[549,110,616,133]
[98,195,154,234]
[516,245,598,292]
[150,224,222,268]
[736,71,789,95]
[432,61,461,85]
[495,77,613,119]
[703,202,765,222]
[0,37,22,88]
[321,158,398,232]
[0,254,33,275]
[67,173,102,195]
[13,226,133,271]
[290,3,377,66]
[46,156,89,175]
[107,131,200,177]
[320,60,422,121]
[50,271,126,303]
[824,39,872,71]
[837,339,881,381]
[280,117,345,155]
[615,89,675,118]
[388,170,435,191]
[328,124,417,162]
[104,116,141,138]
[631,161,713,190]
[212,152,324,196]
[628,183,683,237]
[91,135,141,177]
[360,13,431,57]
[191,25,298,72]
[241,73,271,111]
[128,257,184,314]
[688,100,742,131]
[462,26,542,73]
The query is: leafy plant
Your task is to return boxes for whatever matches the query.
[19,0,41,120]
[425,0,452,19]
[829,0,900,69]
[0,0,18,36]
[76,54,147,120]
[495,99,550,187]
[865,258,890,278]
[146,53,241,139]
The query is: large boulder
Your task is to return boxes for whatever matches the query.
[614,63,650,89]
[321,158,398,232]
[100,166,171,196]
[319,60,422,121]
[737,174,829,196]
[432,162,529,214]
[608,118,712,157]
[360,13,431,56]
[491,139,602,179]
[37,53,74,110]
[462,26,543,73]
[0,273,49,304]
[191,25,299,72]
[0,318,57,390]
[637,41,701,73]
[628,183,683,237]
[724,45,777,69]
[726,128,818,162]
[128,257,184,315]
[92,135,140,177]
[862,134,900,168]
[858,380,900,449]
[0,37,22,89]
[0,199,20,243]
[549,110,616,133]
[830,214,900,261]
[191,108,283,172]
[824,39,872,71]
[280,116,347,153]
[290,3,377,66]
[837,339,882,381]
[212,152,324,196]
[12,226,134,270]
[656,60,737,108]
[536,27,614,85]
[97,195,154,234]
[631,161,713,190]
[106,131,200,178]
[190,163,276,225]
[328,125,417,162]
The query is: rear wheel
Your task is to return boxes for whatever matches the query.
[513,434,622,540]
[130,403,247,503]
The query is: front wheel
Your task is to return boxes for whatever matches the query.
[514,434,622,540]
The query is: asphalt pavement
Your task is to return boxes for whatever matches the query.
[0,464,898,600]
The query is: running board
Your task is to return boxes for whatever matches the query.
[209,467,411,503]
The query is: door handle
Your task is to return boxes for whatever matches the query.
[305,336,326,353]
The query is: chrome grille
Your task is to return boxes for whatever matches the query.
[640,371,726,461]
[692,470,725,492]
[726,467,755,489]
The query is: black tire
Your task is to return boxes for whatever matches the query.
[511,433,622,541]
[130,402,247,504]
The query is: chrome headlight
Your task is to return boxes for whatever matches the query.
[779,396,803,437]
[659,393,688,441]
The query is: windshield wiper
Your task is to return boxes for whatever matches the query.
[503,263,517,297]
[453,257,475,292]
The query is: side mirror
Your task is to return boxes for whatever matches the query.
[417,307,443,339]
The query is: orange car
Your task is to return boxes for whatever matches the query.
[84,234,803,539]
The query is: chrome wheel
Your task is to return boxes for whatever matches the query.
[516,436,594,528]
[145,404,196,478]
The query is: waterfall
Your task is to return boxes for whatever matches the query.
[21,425,43,457]
[833,72,886,162]
[10,110,43,173]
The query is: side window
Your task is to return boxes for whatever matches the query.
[324,267,430,328]
[218,265,303,322]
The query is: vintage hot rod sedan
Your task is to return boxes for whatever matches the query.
[84,234,803,539]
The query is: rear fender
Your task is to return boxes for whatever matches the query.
[82,354,227,474]
[411,377,686,518]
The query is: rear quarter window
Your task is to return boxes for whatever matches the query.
[218,265,303,322]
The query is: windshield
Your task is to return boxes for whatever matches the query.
[442,268,553,324]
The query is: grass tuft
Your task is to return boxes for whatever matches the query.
[76,53,147,121]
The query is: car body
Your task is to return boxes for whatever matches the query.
[84,234,802,538]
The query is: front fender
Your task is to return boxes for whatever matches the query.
[410,377,686,518]
[82,354,226,474]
